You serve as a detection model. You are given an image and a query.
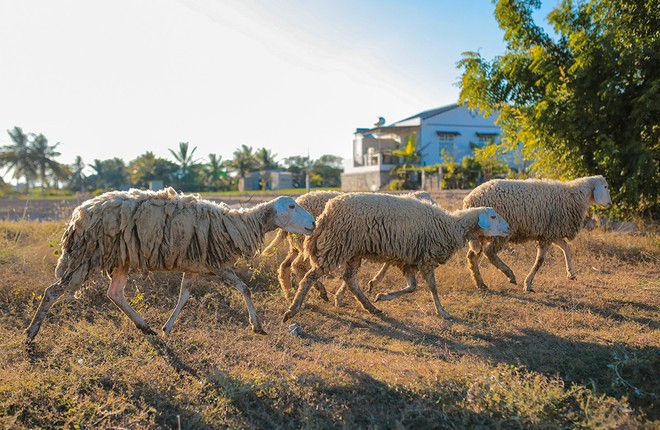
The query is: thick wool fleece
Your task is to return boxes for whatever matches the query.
[55,187,275,285]
[304,192,486,272]
[463,176,606,243]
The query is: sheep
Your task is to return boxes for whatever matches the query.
[25,187,315,341]
[262,190,342,302]
[462,175,612,292]
[263,191,435,305]
[281,192,510,322]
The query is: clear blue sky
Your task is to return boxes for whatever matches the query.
[0,0,557,172]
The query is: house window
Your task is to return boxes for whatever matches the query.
[437,131,460,155]
[475,132,498,146]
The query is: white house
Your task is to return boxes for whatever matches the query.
[341,103,515,192]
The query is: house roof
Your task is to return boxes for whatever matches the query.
[357,103,462,134]
[393,103,460,125]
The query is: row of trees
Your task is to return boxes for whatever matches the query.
[0,127,343,193]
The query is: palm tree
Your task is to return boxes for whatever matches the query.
[0,127,35,193]
[69,155,86,193]
[30,133,66,194]
[168,142,200,189]
[89,158,128,190]
[227,145,257,179]
[169,142,198,174]
[202,153,227,190]
[254,148,279,171]
[387,133,429,189]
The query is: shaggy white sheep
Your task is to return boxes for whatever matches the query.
[281,193,510,322]
[25,187,315,341]
[463,175,612,291]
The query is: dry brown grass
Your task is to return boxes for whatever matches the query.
[0,194,658,428]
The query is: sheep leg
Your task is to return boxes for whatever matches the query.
[334,281,348,307]
[217,268,266,335]
[343,257,381,314]
[553,239,577,280]
[367,262,390,293]
[291,253,329,302]
[107,268,156,335]
[25,280,68,341]
[466,239,488,290]
[523,241,551,292]
[420,266,451,319]
[283,267,321,322]
[374,267,417,302]
[162,273,198,335]
[484,238,517,285]
[277,250,298,301]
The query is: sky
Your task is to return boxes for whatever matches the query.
[0,0,557,173]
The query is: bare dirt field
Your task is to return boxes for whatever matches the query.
[2,188,655,428]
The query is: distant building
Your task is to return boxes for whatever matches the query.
[239,170,293,191]
[341,103,518,192]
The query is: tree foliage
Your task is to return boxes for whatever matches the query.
[458,0,659,215]
[0,127,67,193]
[386,133,429,189]
[226,145,258,179]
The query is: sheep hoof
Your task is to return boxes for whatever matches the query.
[140,326,158,336]
[374,293,384,302]
[568,275,577,281]
[477,284,489,291]
[369,307,382,315]
[523,285,534,292]
[253,327,267,335]
[318,291,329,302]
[282,310,294,322]
[509,278,517,285]
[334,298,343,308]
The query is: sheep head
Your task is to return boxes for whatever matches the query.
[591,176,612,209]
[270,196,316,235]
[477,207,510,237]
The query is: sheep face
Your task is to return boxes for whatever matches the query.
[478,208,510,237]
[271,196,316,235]
[592,178,612,209]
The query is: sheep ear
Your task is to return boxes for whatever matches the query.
[478,213,491,229]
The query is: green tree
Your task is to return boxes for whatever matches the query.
[202,153,230,191]
[30,134,67,193]
[254,148,280,171]
[89,158,128,190]
[458,0,659,215]
[128,151,177,188]
[283,155,312,188]
[311,154,343,187]
[68,155,87,193]
[0,127,35,193]
[387,133,428,189]
[227,145,257,179]
[168,142,200,190]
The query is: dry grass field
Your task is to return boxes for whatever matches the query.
[0,191,658,429]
